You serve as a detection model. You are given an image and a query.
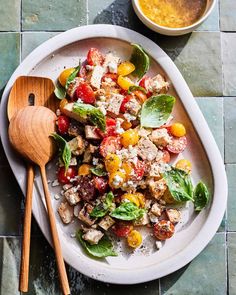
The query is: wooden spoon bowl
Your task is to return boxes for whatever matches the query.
[9,106,56,165]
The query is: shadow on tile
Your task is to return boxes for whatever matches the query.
[92,0,191,61]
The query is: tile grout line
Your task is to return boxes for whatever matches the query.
[226,232,229,295]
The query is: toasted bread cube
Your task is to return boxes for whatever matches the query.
[148,178,167,200]
[64,187,81,206]
[107,93,124,115]
[85,125,100,140]
[68,135,86,156]
[166,209,181,223]
[58,202,73,224]
[150,203,163,217]
[98,216,115,231]
[137,137,158,161]
[150,128,171,147]
[82,229,104,245]
[78,203,97,226]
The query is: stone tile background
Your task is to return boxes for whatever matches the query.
[0,0,235,294]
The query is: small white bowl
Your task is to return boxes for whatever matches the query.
[132,0,216,36]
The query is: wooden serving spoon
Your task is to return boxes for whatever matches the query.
[9,106,70,295]
[8,76,59,292]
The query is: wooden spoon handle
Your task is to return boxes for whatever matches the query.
[40,165,70,295]
[19,164,34,293]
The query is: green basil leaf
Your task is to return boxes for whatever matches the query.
[90,192,114,218]
[128,85,147,94]
[90,166,107,176]
[141,95,175,128]
[163,167,194,202]
[65,64,81,90]
[76,230,117,258]
[50,133,71,171]
[193,181,210,211]
[54,84,66,100]
[73,102,106,132]
[110,202,146,221]
[130,43,150,80]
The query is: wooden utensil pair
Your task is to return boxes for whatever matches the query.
[8,76,70,295]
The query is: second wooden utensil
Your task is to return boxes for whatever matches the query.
[9,106,70,295]
[7,76,59,292]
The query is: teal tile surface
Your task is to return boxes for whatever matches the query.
[160,233,226,295]
[0,0,20,31]
[196,0,219,31]
[0,238,20,295]
[88,0,142,30]
[157,32,223,97]
[228,233,236,295]
[220,0,236,31]
[196,97,224,158]
[222,33,236,96]
[22,0,87,31]
[22,32,60,59]
[27,235,160,294]
[226,165,236,231]
[0,33,20,92]
[196,97,225,232]
[224,97,236,163]
[0,166,23,235]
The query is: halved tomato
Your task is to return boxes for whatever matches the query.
[154,220,175,240]
[87,48,104,66]
[167,136,187,154]
[120,95,132,113]
[112,222,133,237]
[94,176,108,194]
[97,118,117,138]
[75,82,95,104]
[100,136,122,157]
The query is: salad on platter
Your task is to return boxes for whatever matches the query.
[51,44,210,258]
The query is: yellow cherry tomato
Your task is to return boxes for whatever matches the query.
[78,164,91,176]
[109,171,126,189]
[120,129,139,148]
[121,193,140,207]
[127,230,142,248]
[121,120,132,130]
[59,98,68,111]
[117,75,134,90]
[117,61,135,76]
[170,123,186,137]
[59,68,75,87]
[134,90,147,104]
[175,159,192,173]
[105,154,121,174]
[121,162,133,179]
[136,192,146,208]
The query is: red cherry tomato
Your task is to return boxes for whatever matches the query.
[75,82,95,104]
[94,176,108,194]
[133,160,146,181]
[162,150,171,163]
[100,136,122,157]
[57,115,70,135]
[87,48,104,66]
[112,222,133,237]
[97,118,117,138]
[154,220,175,240]
[120,95,132,113]
[139,76,152,97]
[167,136,187,154]
[102,73,118,82]
[57,166,77,184]
[120,89,128,96]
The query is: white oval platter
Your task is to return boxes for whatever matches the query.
[0,25,227,284]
